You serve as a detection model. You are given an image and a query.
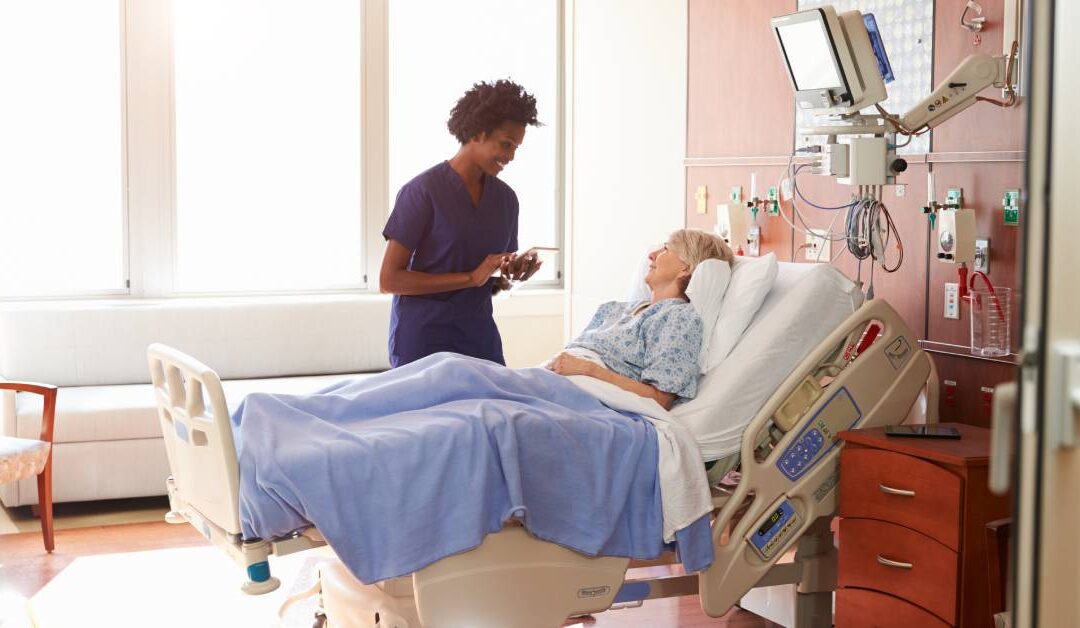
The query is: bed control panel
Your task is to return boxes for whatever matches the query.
[777,387,862,481]
[748,499,800,561]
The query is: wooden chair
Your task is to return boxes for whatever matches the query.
[0,382,57,552]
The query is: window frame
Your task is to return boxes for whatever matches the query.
[6,0,563,301]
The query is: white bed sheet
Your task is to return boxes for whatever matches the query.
[563,357,712,544]
[671,262,863,460]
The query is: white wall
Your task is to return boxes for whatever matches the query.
[566,0,688,335]
[494,291,564,367]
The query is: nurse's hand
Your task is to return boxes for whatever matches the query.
[506,253,543,281]
[470,253,512,288]
[546,352,596,377]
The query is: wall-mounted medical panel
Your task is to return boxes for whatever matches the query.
[685,165,794,260]
[793,162,931,338]
[925,161,1023,350]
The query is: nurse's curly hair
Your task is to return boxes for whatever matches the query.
[447,79,541,144]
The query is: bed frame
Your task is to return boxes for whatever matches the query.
[148,298,937,627]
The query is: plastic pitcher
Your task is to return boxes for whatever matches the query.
[969,287,1010,357]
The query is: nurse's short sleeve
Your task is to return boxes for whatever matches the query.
[383,182,432,252]
[507,188,519,253]
[640,304,704,399]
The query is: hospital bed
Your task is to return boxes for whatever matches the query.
[148,262,938,628]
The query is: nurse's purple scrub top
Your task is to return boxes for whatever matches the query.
[382,161,518,367]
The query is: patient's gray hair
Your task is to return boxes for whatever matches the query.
[666,228,734,276]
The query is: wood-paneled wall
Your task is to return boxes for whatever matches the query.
[686,0,1024,424]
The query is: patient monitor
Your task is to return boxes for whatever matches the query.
[772,5,1019,187]
[772,7,887,116]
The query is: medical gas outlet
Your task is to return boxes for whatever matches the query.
[937,207,976,263]
[715,203,750,254]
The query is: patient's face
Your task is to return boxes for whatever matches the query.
[645,242,688,289]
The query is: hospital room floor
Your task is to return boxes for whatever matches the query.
[0,498,781,627]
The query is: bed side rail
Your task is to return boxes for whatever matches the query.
[698,298,933,616]
[148,343,241,537]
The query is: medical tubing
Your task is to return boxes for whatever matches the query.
[968,270,1007,321]
[793,165,856,211]
[779,161,849,243]
[780,154,903,273]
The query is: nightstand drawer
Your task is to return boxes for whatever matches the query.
[839,448,962,550]
[837,588,952,628]
[839,518,958,625]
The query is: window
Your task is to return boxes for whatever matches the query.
[389,0,561,282]
[0,2,124,297]
[172,1,363,292]
[0,0,563,299]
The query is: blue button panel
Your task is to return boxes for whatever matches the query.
[776,387,862,481]
[778,427,826,480]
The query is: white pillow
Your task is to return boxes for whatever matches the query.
[702,253,779,372]
[623,253,651,303]
[685,259,732,372]
[672,262,862,460]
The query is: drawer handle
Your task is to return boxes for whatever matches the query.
[878,483,916,497]
[876,555,914,570]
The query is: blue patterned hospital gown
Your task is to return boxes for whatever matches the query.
[567,299,703,400]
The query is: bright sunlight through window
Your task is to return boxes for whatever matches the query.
[172,1,363,293]
[0,3,124,297]
[389,0,560,282]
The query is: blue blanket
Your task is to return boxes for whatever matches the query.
[231,352,712,584]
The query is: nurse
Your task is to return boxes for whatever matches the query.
[380,79,542,367]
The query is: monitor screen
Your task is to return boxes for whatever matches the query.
[776,19,843,91]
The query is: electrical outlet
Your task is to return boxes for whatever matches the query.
[974,238,990,273]
[895,184,907,197]
[944,282,961,319]
[805,229,830,262]
[730,186,742,204]
[695,185,708,214]
[746,226,761,257]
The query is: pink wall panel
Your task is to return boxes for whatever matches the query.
[686,0,795,157]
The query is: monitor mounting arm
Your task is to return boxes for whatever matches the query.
[886,41,1019,136]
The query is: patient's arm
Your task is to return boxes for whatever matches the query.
[547,352,677,410]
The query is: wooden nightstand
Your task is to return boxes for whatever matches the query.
[836,423,1010,627]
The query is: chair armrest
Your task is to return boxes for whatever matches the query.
[0,382,57,442]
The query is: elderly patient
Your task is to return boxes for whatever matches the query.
[548,229,733,410]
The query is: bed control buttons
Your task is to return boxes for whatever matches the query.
[779,428,826,479]
[776,387,863,481]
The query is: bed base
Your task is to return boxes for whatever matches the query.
[150,298,936,627]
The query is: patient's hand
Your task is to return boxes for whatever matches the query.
[547,352,596,377]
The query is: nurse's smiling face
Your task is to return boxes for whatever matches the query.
[470,121,526,177]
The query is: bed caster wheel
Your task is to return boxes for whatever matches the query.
[164,510,186,524]
[242,576,281,595]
